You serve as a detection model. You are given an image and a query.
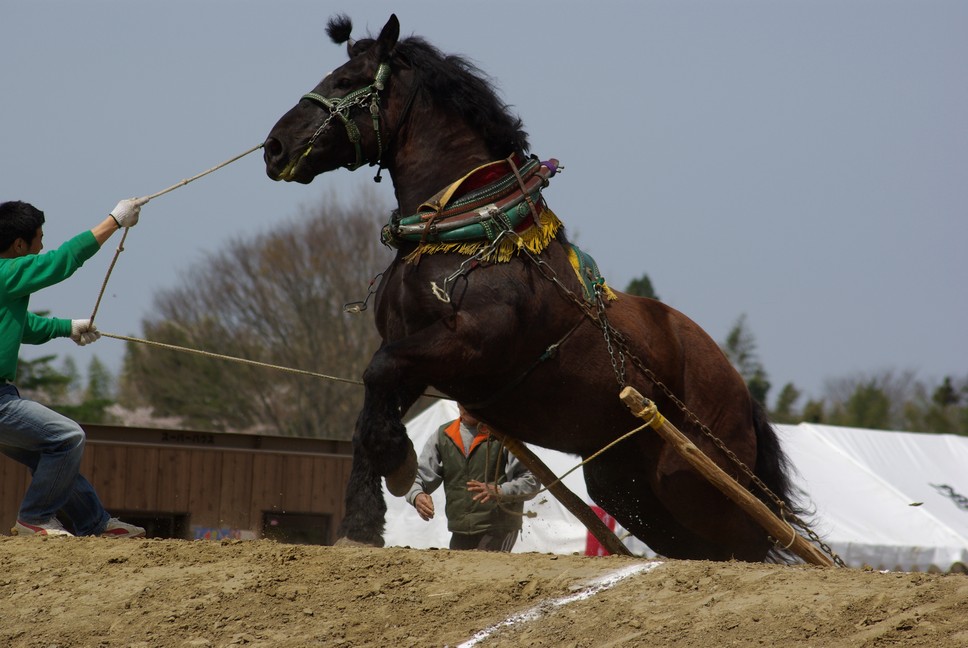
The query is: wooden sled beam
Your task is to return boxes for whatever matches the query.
[619,386,834,567]
[489,432,632,557]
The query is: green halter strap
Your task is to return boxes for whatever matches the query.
[301,62,391,171]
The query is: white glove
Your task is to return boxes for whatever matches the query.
[70,319,102,346]
[109,197,146,228]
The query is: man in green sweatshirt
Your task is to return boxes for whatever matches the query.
[1,198,147,538]
[406,404,539,551]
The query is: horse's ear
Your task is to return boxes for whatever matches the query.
[377,14,400,57]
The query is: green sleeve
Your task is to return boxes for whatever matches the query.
[0,231,99,298]
[22,312,72,345]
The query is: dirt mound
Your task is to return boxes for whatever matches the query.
[1,537,966,647]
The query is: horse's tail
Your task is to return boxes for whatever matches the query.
[750,398,814,563]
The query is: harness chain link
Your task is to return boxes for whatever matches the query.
[483,230,843,566]
[343,272,384,314]
[596,284,626,387]
[431,229,516,303]
[615,335,845,565]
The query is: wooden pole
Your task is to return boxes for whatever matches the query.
[489,432,632,557]
[619,386,834,567]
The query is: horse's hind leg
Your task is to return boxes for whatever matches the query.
[583,451,723,560]
[647,417,781,561]
[584,445,771,561]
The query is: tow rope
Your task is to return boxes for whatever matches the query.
[88,143,264,324]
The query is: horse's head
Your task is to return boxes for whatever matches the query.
[265,13,531,215]
[264,14,401,184]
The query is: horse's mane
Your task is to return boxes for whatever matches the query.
[329,15,530,159]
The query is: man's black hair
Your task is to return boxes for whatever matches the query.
[0,201,45,253]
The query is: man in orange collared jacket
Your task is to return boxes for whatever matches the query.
[405,403,539,551]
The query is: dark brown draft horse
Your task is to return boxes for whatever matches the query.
[264,14,805,561]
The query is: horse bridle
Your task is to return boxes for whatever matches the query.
[299,59,421,183]
[300,61,392,172]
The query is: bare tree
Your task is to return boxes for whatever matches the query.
[119,189,393,438]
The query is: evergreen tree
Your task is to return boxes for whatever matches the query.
[805,372,968,435]
[85,356,114,402]
[15,354,72,398]
[801,399,825,423]
[831,380,891,429]
[16,353,117,424]
[933,377,959,408]
[624,273,660,300]
[771,382,801,423]
[50,356,117,424]
[58,356,81,403]
[720,314,771,406]
[914,375,966,434]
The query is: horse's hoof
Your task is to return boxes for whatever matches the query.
[384,443,418,497]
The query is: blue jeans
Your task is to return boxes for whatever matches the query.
[0,384,109,536]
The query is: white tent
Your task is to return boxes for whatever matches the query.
[776,423,968,572]
[384,400,968,572]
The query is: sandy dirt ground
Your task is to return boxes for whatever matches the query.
[1,537,966,648]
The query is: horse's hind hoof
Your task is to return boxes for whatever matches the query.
[384,444,418,497]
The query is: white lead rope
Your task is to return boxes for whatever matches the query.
[89,143,264,324]
[100,332,450,403]
[100,331,366,386]
[140,142,264,202]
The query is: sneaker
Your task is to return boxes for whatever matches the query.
[11,518,75,537]
[101,518,146,538]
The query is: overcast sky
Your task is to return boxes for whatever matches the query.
[3,1,965,407]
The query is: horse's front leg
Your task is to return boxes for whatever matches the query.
[336,436,387,546]
[343,308,505,545]
[355,345,426,496]
[357,307,499,492]
[337,362,425,545]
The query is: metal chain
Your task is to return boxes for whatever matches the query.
[612,337,846,566]
[343,271,384,314]
[306,82,382,145]
[595,285,626,387]
[499,232,843,565]
[308,110,338,146]
[431,230,516,303]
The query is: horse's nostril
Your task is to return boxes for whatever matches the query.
[263,137,283,161]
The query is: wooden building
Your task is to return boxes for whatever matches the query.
[0,423,354,543]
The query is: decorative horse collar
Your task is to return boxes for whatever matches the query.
[381,154,563,263]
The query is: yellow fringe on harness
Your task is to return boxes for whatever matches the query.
[403,206,564,264]
[402,205,618,302]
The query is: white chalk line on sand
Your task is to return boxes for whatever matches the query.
[456,561,663,648]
